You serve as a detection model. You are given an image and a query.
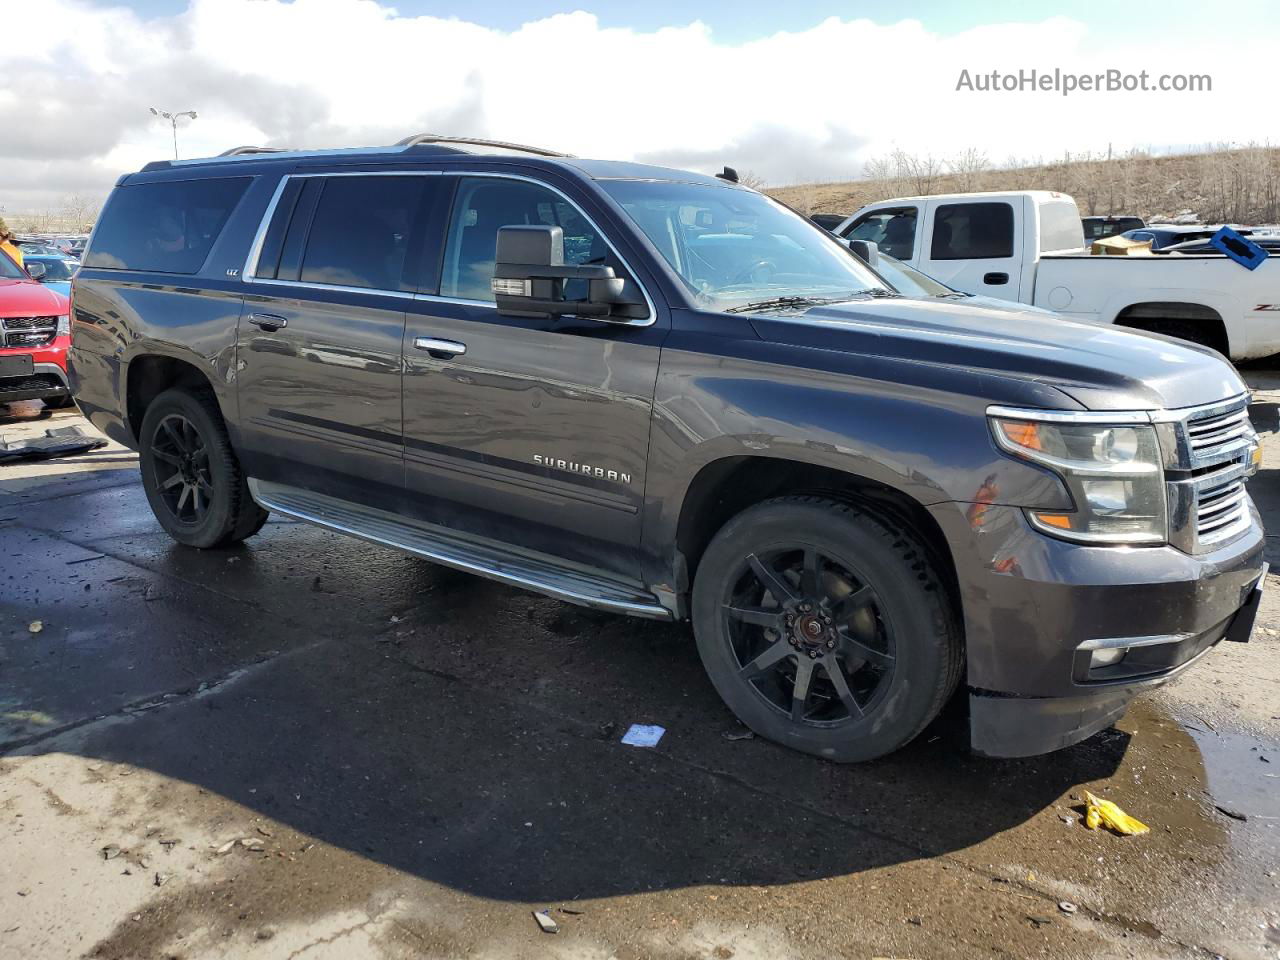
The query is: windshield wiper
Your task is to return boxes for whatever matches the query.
[725,289,896,314]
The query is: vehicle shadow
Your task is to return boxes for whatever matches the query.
[9,541,1130,906]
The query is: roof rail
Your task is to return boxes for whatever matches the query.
[217,145,295,157]
[395,133,571,158]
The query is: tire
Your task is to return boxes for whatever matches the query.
[691,496,961,763]
[138,388,268,548]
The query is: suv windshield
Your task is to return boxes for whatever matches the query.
[32,258,75,281]
[601,180,886,311]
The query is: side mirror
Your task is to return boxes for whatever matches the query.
[847,239,880,267]
[25,262,47,280]
[492,225,646,322]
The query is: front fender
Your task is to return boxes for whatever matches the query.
[639,335,1074,596]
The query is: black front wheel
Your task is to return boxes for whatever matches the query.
[692,496,961,762]
[139,388,268,548]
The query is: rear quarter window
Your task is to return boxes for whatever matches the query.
[1039,199,1085,253]
[85,177,250,274]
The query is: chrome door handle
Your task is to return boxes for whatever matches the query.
[413,337,466,358]
[247,313,288,331]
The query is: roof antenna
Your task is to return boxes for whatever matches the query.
[716,166,739,183]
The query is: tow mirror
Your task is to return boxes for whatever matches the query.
[492,225,646,322]
[847,239,880,267]
[25,262,47,280]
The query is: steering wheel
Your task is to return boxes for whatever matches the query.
[730,259,778,286]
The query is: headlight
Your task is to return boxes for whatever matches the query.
[56,314,70,336]
[989,414,1166,544]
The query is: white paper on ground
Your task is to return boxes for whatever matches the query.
[620,724,665,747]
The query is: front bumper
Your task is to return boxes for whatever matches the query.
[0,337,71,403]
[929,500,1266,758]
[0,361,71,402]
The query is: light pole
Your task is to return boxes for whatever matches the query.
[149,107,198,160]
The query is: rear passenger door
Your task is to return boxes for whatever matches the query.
[400,174,665,581]
[918,199,1022,302]
[236,173,446,503]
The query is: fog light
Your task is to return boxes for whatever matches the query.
[1090,647,1127,668]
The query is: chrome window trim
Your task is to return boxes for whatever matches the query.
[245,277,416,301]
[241,175,291,287]
[241,169,656,327]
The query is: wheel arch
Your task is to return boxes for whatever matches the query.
[125,352,223,444]
[1110,299,1231,356]
[665,454,961,625]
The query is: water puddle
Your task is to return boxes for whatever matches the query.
[1182,722,1280,823]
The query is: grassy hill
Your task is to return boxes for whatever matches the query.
[767,145,1280,225]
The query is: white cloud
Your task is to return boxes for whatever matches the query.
[0,0,1272,215]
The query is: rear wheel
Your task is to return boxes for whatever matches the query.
[691,496,961,762]
[138,388,268,548]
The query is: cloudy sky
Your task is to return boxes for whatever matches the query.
[2,0,1278,216]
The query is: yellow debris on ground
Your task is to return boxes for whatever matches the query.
[1083,790,1150,836]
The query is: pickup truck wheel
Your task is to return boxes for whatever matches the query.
[692,497,961,762]
[139,388,268,549]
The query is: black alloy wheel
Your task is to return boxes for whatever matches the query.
[149,413,215,526]
[725,545,896,725]
[691,496,961,762]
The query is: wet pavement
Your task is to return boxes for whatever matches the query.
[1,403,1278,960]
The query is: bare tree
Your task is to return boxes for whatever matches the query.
[893,149,944,196]
[769,143,1280,225]
[61,194,100,233]
[947,148,988,193]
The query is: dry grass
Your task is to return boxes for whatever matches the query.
[769,145,1280,224]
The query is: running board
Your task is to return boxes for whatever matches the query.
[248,479,672,620]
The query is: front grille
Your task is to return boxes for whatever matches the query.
[4,330,56,348]
[3,315,57,330]
[1195,472,1250,544]
[1186,405,1253,455]
[1162,394,1258,553]
[1,316,57,348]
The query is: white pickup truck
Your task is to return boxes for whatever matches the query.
[832,190,1280,361]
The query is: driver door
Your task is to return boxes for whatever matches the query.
[400,174,666,580]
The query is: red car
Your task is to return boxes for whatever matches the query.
[0,250,72,406]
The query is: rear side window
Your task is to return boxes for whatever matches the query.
[251,175,446,292]
[1039,200,1085,253]
[85,177,249,273]
[299,176,428,291]
[930,202,1014,260]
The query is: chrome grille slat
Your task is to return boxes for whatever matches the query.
[1160,394,1257,551]
[1194,473,1249,541]
[1186,405,1252,453]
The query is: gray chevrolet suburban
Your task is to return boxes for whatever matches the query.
[69,135,1267,762]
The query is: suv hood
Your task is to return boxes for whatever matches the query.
[0,277,69,317]
[749,298,1245,411]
